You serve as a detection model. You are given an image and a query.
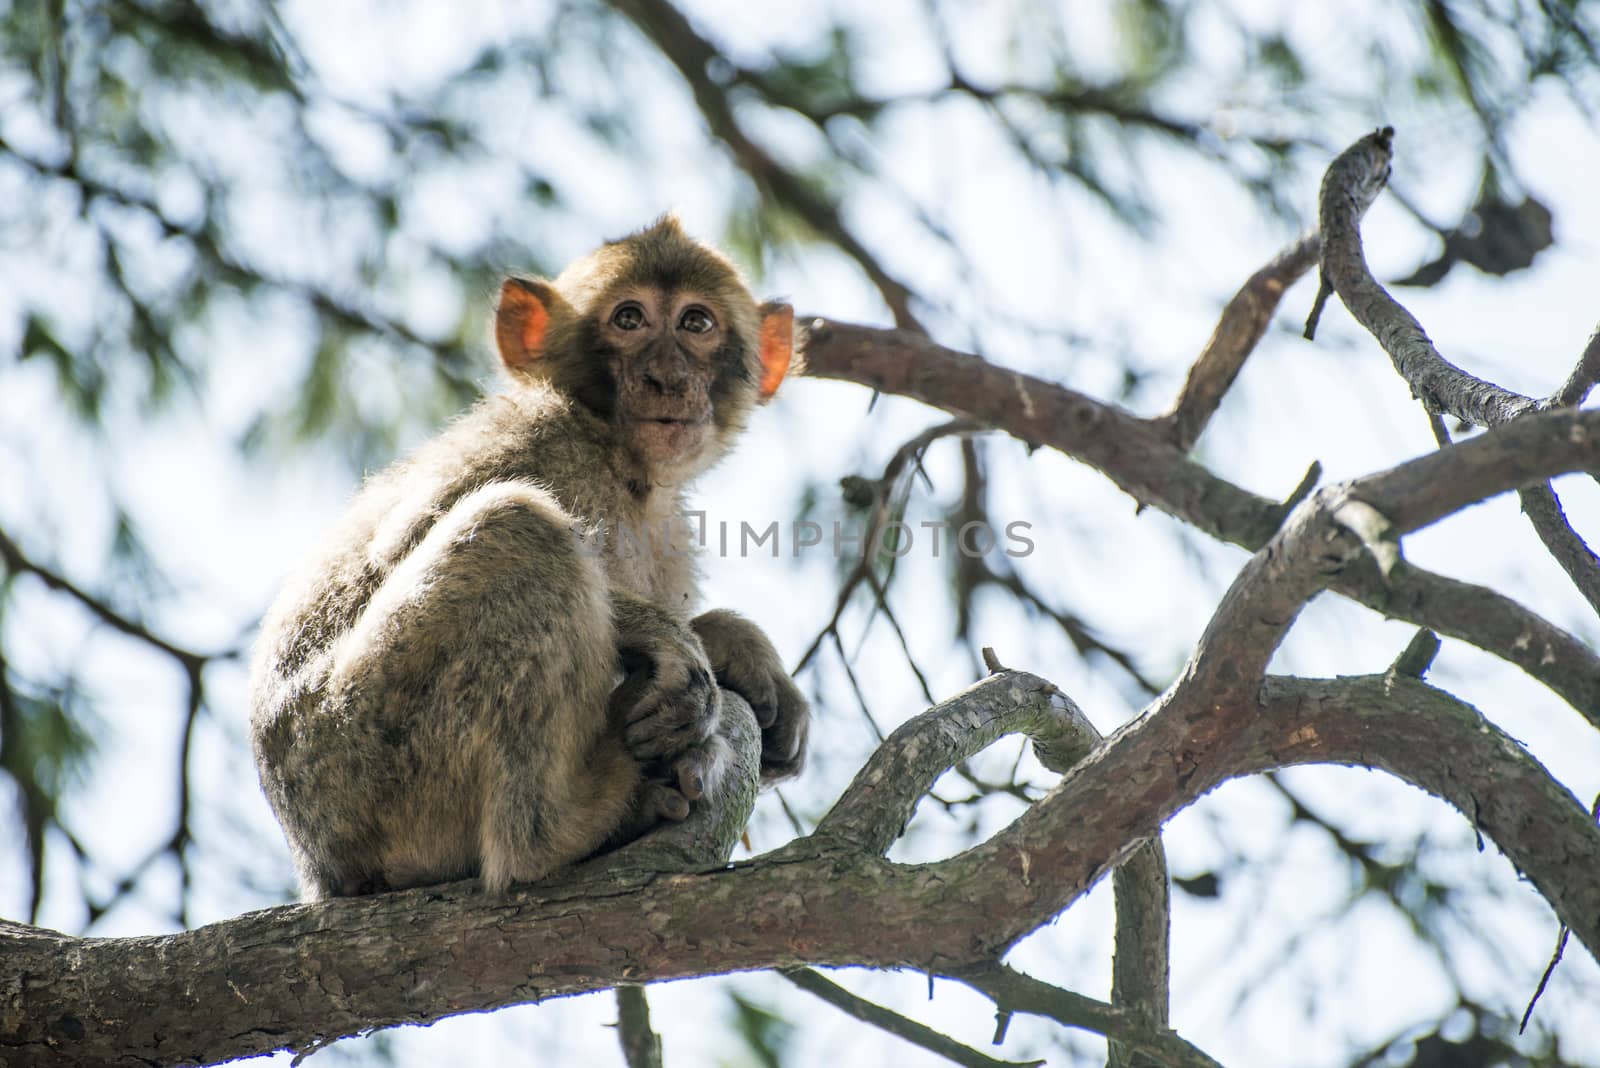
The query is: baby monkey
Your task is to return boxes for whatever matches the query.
[249,216,808,898]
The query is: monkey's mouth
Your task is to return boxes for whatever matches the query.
[630,414,711,462]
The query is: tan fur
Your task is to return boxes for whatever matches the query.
[249,218,809,898]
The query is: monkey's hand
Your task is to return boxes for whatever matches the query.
[612,599,725,801]
[691,609,809,783]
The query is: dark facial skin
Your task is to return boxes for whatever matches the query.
[596,284,730,477]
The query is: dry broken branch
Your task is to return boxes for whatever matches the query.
[1313,127,1539,428]
[1311,127,1600,618]
[1157,232,1322,453]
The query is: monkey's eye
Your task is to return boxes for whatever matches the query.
[678,307,715,334]
[611,303,645,331]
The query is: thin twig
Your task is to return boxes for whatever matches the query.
[1548,321,1600,408]
[864,570,936,705]
[1518,927,1569,1035]
[978,565,1162,696]
[608,0,923,330]
[781,969,1042,1068]
[0,135,475,383]
[1520,793,1599,1032]
[952,965,1224,1068]
[0,525,225,668]
[793,421,980,676]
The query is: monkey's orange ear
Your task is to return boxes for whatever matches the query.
[496,278,558,372]
[757,303,794,400]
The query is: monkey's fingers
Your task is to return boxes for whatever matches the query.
[608,668,655,722]
[766,671,806,731]
[759,692,810,782]
[748,690,780,729]
[618,667,715,727]
[625,717,703,762]
[717,667,779,727]
[620,675,720,763]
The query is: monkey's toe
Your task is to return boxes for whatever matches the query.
[669,736,730,802]
[640,781,691,822]
[717,666,780,727]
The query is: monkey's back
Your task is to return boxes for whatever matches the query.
[248,387,692,896]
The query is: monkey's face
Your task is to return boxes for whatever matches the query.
[494,217,794,486]
[596,285,746,478]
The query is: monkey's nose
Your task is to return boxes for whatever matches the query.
[641,368,688,396]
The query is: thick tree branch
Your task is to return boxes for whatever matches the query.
[1109,845,1170,1068]
[803,321,1600,722]
[0,692,761,1066]
[1173,406,1599,711]
[802,319,1287,548]
[1335,407,1597,532]
[8,660,1596,1067]
[942,674,1600,958]
[805,668,1173,1061]
[1352,563,1600,727]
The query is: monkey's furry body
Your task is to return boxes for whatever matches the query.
[249,218,808,898]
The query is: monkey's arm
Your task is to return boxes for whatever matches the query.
[692,609,809,783]
[610,593,728,800]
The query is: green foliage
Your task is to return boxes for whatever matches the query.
[1,683,96,803]
[725,991,796,1068]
